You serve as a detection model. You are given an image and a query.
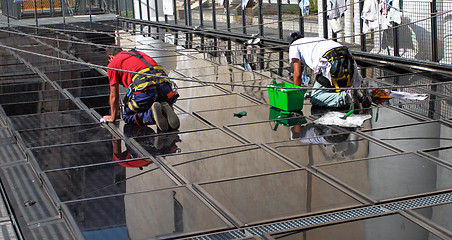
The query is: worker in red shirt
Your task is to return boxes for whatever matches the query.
[102,46,179,131]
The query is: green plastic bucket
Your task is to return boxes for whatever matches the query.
[267,82,307,111]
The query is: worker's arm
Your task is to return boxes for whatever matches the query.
[102,83,120,122]
[292,58,302,86]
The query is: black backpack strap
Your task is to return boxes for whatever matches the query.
[122,49,156,69]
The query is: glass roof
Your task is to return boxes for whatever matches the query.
[0,21,451,240]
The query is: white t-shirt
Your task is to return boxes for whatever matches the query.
[289,37,361,87]
[289,37,342,69]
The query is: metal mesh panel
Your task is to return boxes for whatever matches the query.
[190,193,452,240]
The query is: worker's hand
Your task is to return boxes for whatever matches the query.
[102,115,116,123]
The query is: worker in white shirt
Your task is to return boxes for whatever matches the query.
[288,32,371,109]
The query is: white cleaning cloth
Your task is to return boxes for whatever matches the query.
[314,112,372,128]
[389,91,428,100]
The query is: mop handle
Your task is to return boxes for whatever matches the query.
[344,109,354,117]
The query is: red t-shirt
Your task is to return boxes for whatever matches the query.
[107,51,158,88]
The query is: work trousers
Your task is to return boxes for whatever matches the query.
[310,82,349,108]
[122,82,176,125]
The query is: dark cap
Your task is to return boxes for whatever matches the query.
[287,31,303,44]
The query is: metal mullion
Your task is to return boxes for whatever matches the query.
[42,156,152,173]
[28,137,122,151]
[17,121,100,133]
[168,144,259,167]
[62,185,184,205]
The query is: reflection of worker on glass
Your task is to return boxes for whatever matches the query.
[288,33,371,109]
[291,123,358,158]
[102,46,180,132]
[111,125,181,169]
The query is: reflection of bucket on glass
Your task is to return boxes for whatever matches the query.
[269,107,307,131]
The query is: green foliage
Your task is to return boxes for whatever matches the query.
[120,10,133,17]
[282,2,318,15]
[309,0,318,13]
[283,5,299,15]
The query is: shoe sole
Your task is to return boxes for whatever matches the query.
[161,102,180,130]
[151,102,169,131]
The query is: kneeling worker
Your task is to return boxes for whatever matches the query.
[102,46,180,131]
[288,32,371,108]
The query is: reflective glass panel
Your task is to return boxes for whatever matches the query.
[64,187,229,240]
[0,90,64,104]
[315,153,452,201]
[412,203,452,232]
[165,145,294,183]
[268,134,396,167]
[423,147,452,166]
[176,94,257,112]
[200,170,363,225]
[45,161,176,202]
[0,82,53,94]
[130,129,243,156]
[362,122,452,152]
[31,140,141,171]
[19,124,112,147]
[2,99,79,116]
[9,110,96,131]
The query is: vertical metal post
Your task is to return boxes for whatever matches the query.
[212,0,217,54]
[154,0,160,38]
[299,1,304,35]
[115,0,119,15]
[89,0,93,28]
[199,0,204,26]
[428,84,437,118]
[277,0,283,40]
[146,0,150,20]
[138,0,143,34]
[242,5,246,34]
[212,0,217,29]
[187,0,192,26]
[184,0,190,48]
[173,0,178,45]
[199,0,204,50]
[125,0,128,17]
[33,0,39,27]
[431,1,438,62]
[147,0,151,36]
[322,0,328,38]
[278,51,284,76]
[226,0,231,63]
[226,0,230,31]
[154,0,159,21]
[359,0,366,51]
[258,0,263,36]
[5,0,10,28]
[393,23,399,57]
[50,0,54,17]
[258,0,264,69]
[62,0,66,25]
[173,0,177,24]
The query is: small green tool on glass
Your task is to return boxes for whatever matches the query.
[340,109,354,120]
